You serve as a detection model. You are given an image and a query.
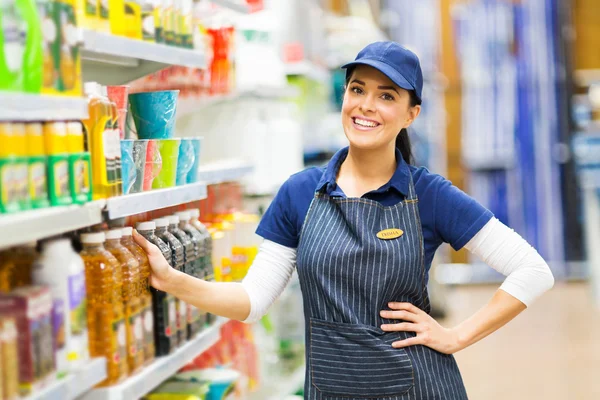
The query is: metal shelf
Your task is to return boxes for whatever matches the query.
[0,201,105,250]
[80,321,224,400]
[23,358,107,400]
[81,30,206,85]
[197,161,254,185]
[0,92,89,122]
[210,0,251,13]
[105,182,208,220]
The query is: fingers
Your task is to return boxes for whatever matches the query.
[392,336,422,349]
[133,229,156,253]
[381,322,420,333]
[380,309,419,322]
[388,302,422,314]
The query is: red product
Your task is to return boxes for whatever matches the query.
[0,286,55,396]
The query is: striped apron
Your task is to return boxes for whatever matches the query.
[296,174,468,399]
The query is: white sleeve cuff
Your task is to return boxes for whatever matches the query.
[241,240,297,323]
[464,217,555,306]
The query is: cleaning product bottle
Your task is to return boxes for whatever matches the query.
[97,0,110,32]
[11,123,31,211]
[136,221,176,356]
[43,121,72,206]
[104,229,143,375]
[32,238,89,377]
[66,122,92,204]
[25,123,50,209]
[80,232,128,386]
[0,123,19,214]
[39,0,61,94]
[120,226,154,365]
[167,215,200,338]
[102,85,122,197]
[141,0,156,42]
[76,0,98,31]
[57,0,82,96]
[153,217,185,347]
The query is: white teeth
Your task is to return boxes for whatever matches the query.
[354,118,378,127]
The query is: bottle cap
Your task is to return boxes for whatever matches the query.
[168,215,180,225]
[175,211,191,221]
[154,218,169,228]
[105,229,123,240]
[136,221,156,231]
[81,232,105,244]
[121,227,133,236]
[189,209,200,218]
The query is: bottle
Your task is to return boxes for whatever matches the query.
[97,0,110,32]
[32,239,89,377]
[102,85,122,197]
[25,123,50,209]
[153,218,185,346]
[80,232,128,385]
[136,221,176,356]
[76,0,98,31]
[12,123,31,211]
[104,229,144,374]
[11,242,37,288]
[120,227,154,366]
[189,209,214,281]
[43,121,72,206]
[66,122,92,204]
[167,215,200,338]
[0,317,19,400]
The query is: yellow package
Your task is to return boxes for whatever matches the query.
[57,0,82,96]
[97,0,110,32]
[108,0,125,36]
[40,0,61,95]
[123,1,142,40]
[76,0,99,30]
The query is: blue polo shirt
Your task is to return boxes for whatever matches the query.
[256,147,494,271]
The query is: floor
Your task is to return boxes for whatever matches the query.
[442,282,600,400]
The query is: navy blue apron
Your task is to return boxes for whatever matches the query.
[296,173,468,399]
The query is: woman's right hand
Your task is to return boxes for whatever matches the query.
[132,229,175,292]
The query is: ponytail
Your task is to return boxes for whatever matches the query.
[396,128,413,165]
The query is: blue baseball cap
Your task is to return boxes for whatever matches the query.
[342,41,423,104]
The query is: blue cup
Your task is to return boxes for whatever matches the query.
[176,138,195,186]
[186,137,203,184]
[128,90,179,139]
[120,140,137,195]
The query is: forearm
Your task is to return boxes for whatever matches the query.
[163,270,251,321]
[452,289,525,351]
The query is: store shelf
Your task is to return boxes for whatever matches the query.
[0,201,105,250]
[22,358,106,400]
[80,322,223,400]
[210,0,251,13]
[250,364,305,400]
[197,161,254,185]
[81,30,206,85]
[285,61,331,84]
[105,182,208,220]
[0,92,89,122]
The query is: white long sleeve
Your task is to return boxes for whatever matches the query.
[464,217,555,306]
[241,217,555,323]
[241,240,297,323]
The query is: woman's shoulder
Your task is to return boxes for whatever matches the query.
[408,165,450,194]
[280,166,325,194]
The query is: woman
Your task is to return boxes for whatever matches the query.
[133,41,555,399]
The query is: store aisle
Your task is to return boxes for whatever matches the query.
[444,283,600,399]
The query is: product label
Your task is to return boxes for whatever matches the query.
[53,299,66,351]
[141,0,157,40]
[54,160,69,197]
[143,306,153,344]
[1,4,26,73]
[113,319,126,364]
[100,0,109,19]
[73,159,91,196]
[68,273,87,336]
[58,3,79,92]
[165,295,176,336]
[86,0,96,16]
[128,312,142,356]
[102,121,115,184]
[29,160,48,201]
[13,162,28,205]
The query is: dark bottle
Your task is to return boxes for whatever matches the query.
[136,221,176,356]
[153,217,186,347]
[189,208,214,284]
[168,215,201,339]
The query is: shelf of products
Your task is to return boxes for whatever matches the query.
[81,30,207,86]
[0,93,89,122]
[105,182,208,220]
[22,358,107,400]
[197,161,254,185]
[0,201,105,250]
[80,320,226,400]
[211,0,252,13]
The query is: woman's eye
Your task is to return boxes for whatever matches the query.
[351,86,363,94]
[382,93,395,101]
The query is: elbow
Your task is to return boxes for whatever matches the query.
[542,265,555,293]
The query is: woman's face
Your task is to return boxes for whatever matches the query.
[342,65,420,152]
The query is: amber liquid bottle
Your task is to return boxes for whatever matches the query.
[121,227,155,366]
[104,229,144,374]
[80,232,128,385]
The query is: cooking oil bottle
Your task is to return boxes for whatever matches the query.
[80,232,128,385]
[120,226,154,365]
[104,229,143,375]
[136,221,176,356]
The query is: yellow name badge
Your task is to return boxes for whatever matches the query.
[376,229,404,240]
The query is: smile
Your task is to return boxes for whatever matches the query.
[352,117,381,129]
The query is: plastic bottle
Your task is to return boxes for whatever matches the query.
[120,226,155,365]
[80,232,128,385]
[32,239,89,377]
[102,85,122,197]
[43,121,72,206]
[66,122,92,204]
[189,209,214,281]
[25,123,50,209]
[0,317,19,400]
[104,229,143,374]
[12,123,31,211]
[167,215,201,338]
[153,218,185,346]
[136,221,176,356]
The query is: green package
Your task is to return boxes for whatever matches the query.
[28,155,50,208]
[14,156,31,210]
[0,157,20,213]
[68,152,92,204]
[47,154,72,206]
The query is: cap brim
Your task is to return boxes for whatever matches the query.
[342,59,415,94]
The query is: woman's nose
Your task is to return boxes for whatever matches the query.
[359,95,376,113]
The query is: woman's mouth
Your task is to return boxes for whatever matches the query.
[352,117,381,130]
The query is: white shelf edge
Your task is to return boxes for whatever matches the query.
[0,201,105,250]
[105,182,208,220]
[22,377,70,400]
[79,322,222,400]
[0,92,89,122]
[210,0,251,13]
[197,161,254,185]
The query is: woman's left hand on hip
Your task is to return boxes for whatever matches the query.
[380,302,461,354]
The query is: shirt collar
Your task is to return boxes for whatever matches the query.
[316,146,411,196]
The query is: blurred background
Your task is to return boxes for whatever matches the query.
[1,0,600,399]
